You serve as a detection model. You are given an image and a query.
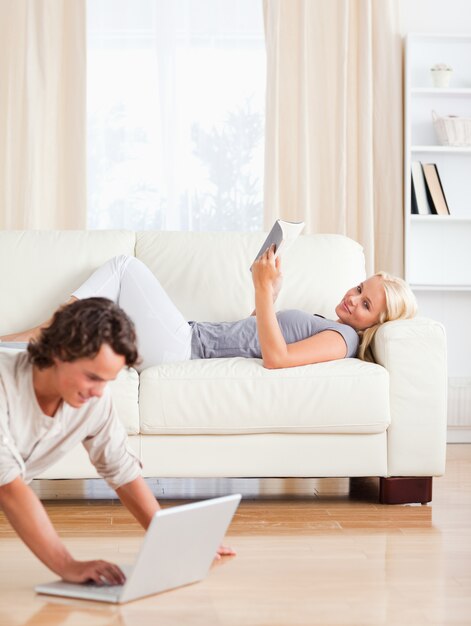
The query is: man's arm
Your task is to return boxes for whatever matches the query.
[116,476,160,529]
[0,477,125,585]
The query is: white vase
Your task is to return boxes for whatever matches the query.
[431,70,452,88]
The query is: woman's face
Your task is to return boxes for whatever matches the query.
[335,275,387,331]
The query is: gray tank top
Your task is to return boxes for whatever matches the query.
[189,310,359,360]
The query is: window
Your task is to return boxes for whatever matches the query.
[87,0,265,231]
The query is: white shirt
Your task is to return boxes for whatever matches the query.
[0,351,141,490]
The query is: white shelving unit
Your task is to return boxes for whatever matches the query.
[404,34,471,441]
[411,146,471,153]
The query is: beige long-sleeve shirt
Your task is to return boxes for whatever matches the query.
[0,351,141,490]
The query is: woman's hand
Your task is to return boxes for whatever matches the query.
[252,245,283,300]
[272,258,283,301]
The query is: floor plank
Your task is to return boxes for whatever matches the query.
[0,444,470,625]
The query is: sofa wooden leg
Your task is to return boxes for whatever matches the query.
[379,477,433,505]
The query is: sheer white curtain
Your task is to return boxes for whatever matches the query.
[263,0,403,276]
[0,0,86,230]
[87,0,266,231]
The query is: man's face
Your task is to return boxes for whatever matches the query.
[53,344,125,408]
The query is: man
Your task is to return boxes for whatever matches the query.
[0,298,233,585]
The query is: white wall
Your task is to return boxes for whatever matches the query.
[399,0,471,34]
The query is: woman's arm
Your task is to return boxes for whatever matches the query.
[251,246,346,368]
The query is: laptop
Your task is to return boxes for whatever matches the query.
[35,494,241,604]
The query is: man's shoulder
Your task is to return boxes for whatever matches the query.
[0,351,30,415]
[0,342,28,352]
[0,349,29,376]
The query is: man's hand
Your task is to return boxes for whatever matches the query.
[0,478,125,584]
[61,559,126,585]
[216,544,237,560]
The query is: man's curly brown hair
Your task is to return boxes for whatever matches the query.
[27,298,139,369]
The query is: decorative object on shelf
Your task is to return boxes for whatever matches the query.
[432,110,471,146]
[430,63,453,88]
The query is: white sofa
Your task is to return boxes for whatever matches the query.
[0,230,447,504]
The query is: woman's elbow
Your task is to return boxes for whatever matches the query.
[260,346,290,369]
[262,356,284,369]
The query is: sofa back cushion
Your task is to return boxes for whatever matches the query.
[0,229,366,333]
[136,231,366,322]
[0,230,136,334]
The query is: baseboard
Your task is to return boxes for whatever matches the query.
[447,427,471,443]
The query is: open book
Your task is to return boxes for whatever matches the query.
[251,219,305,269]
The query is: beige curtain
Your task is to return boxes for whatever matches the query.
[263,0,403,276]
[0,0,86,230]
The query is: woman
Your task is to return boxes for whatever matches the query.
[1,247,417,370]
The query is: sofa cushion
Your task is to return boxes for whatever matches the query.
[139,358,390,435]
[0,230,135,335]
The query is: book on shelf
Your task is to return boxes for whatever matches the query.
[411,161,433,215]
[411,175,419,214]
[250,219,305,269]
[422,163,450,216]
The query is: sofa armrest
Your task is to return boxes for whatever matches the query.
[372,317,447,477]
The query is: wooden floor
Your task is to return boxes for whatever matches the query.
[1,444,470,626]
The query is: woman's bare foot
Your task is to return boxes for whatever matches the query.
[1,329,41,343]
[1,297,78,343]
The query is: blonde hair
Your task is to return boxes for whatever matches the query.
[357,271,418,362]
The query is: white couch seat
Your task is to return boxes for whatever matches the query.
[139,357,390,435]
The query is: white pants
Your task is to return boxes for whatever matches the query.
[72,255,192,371]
